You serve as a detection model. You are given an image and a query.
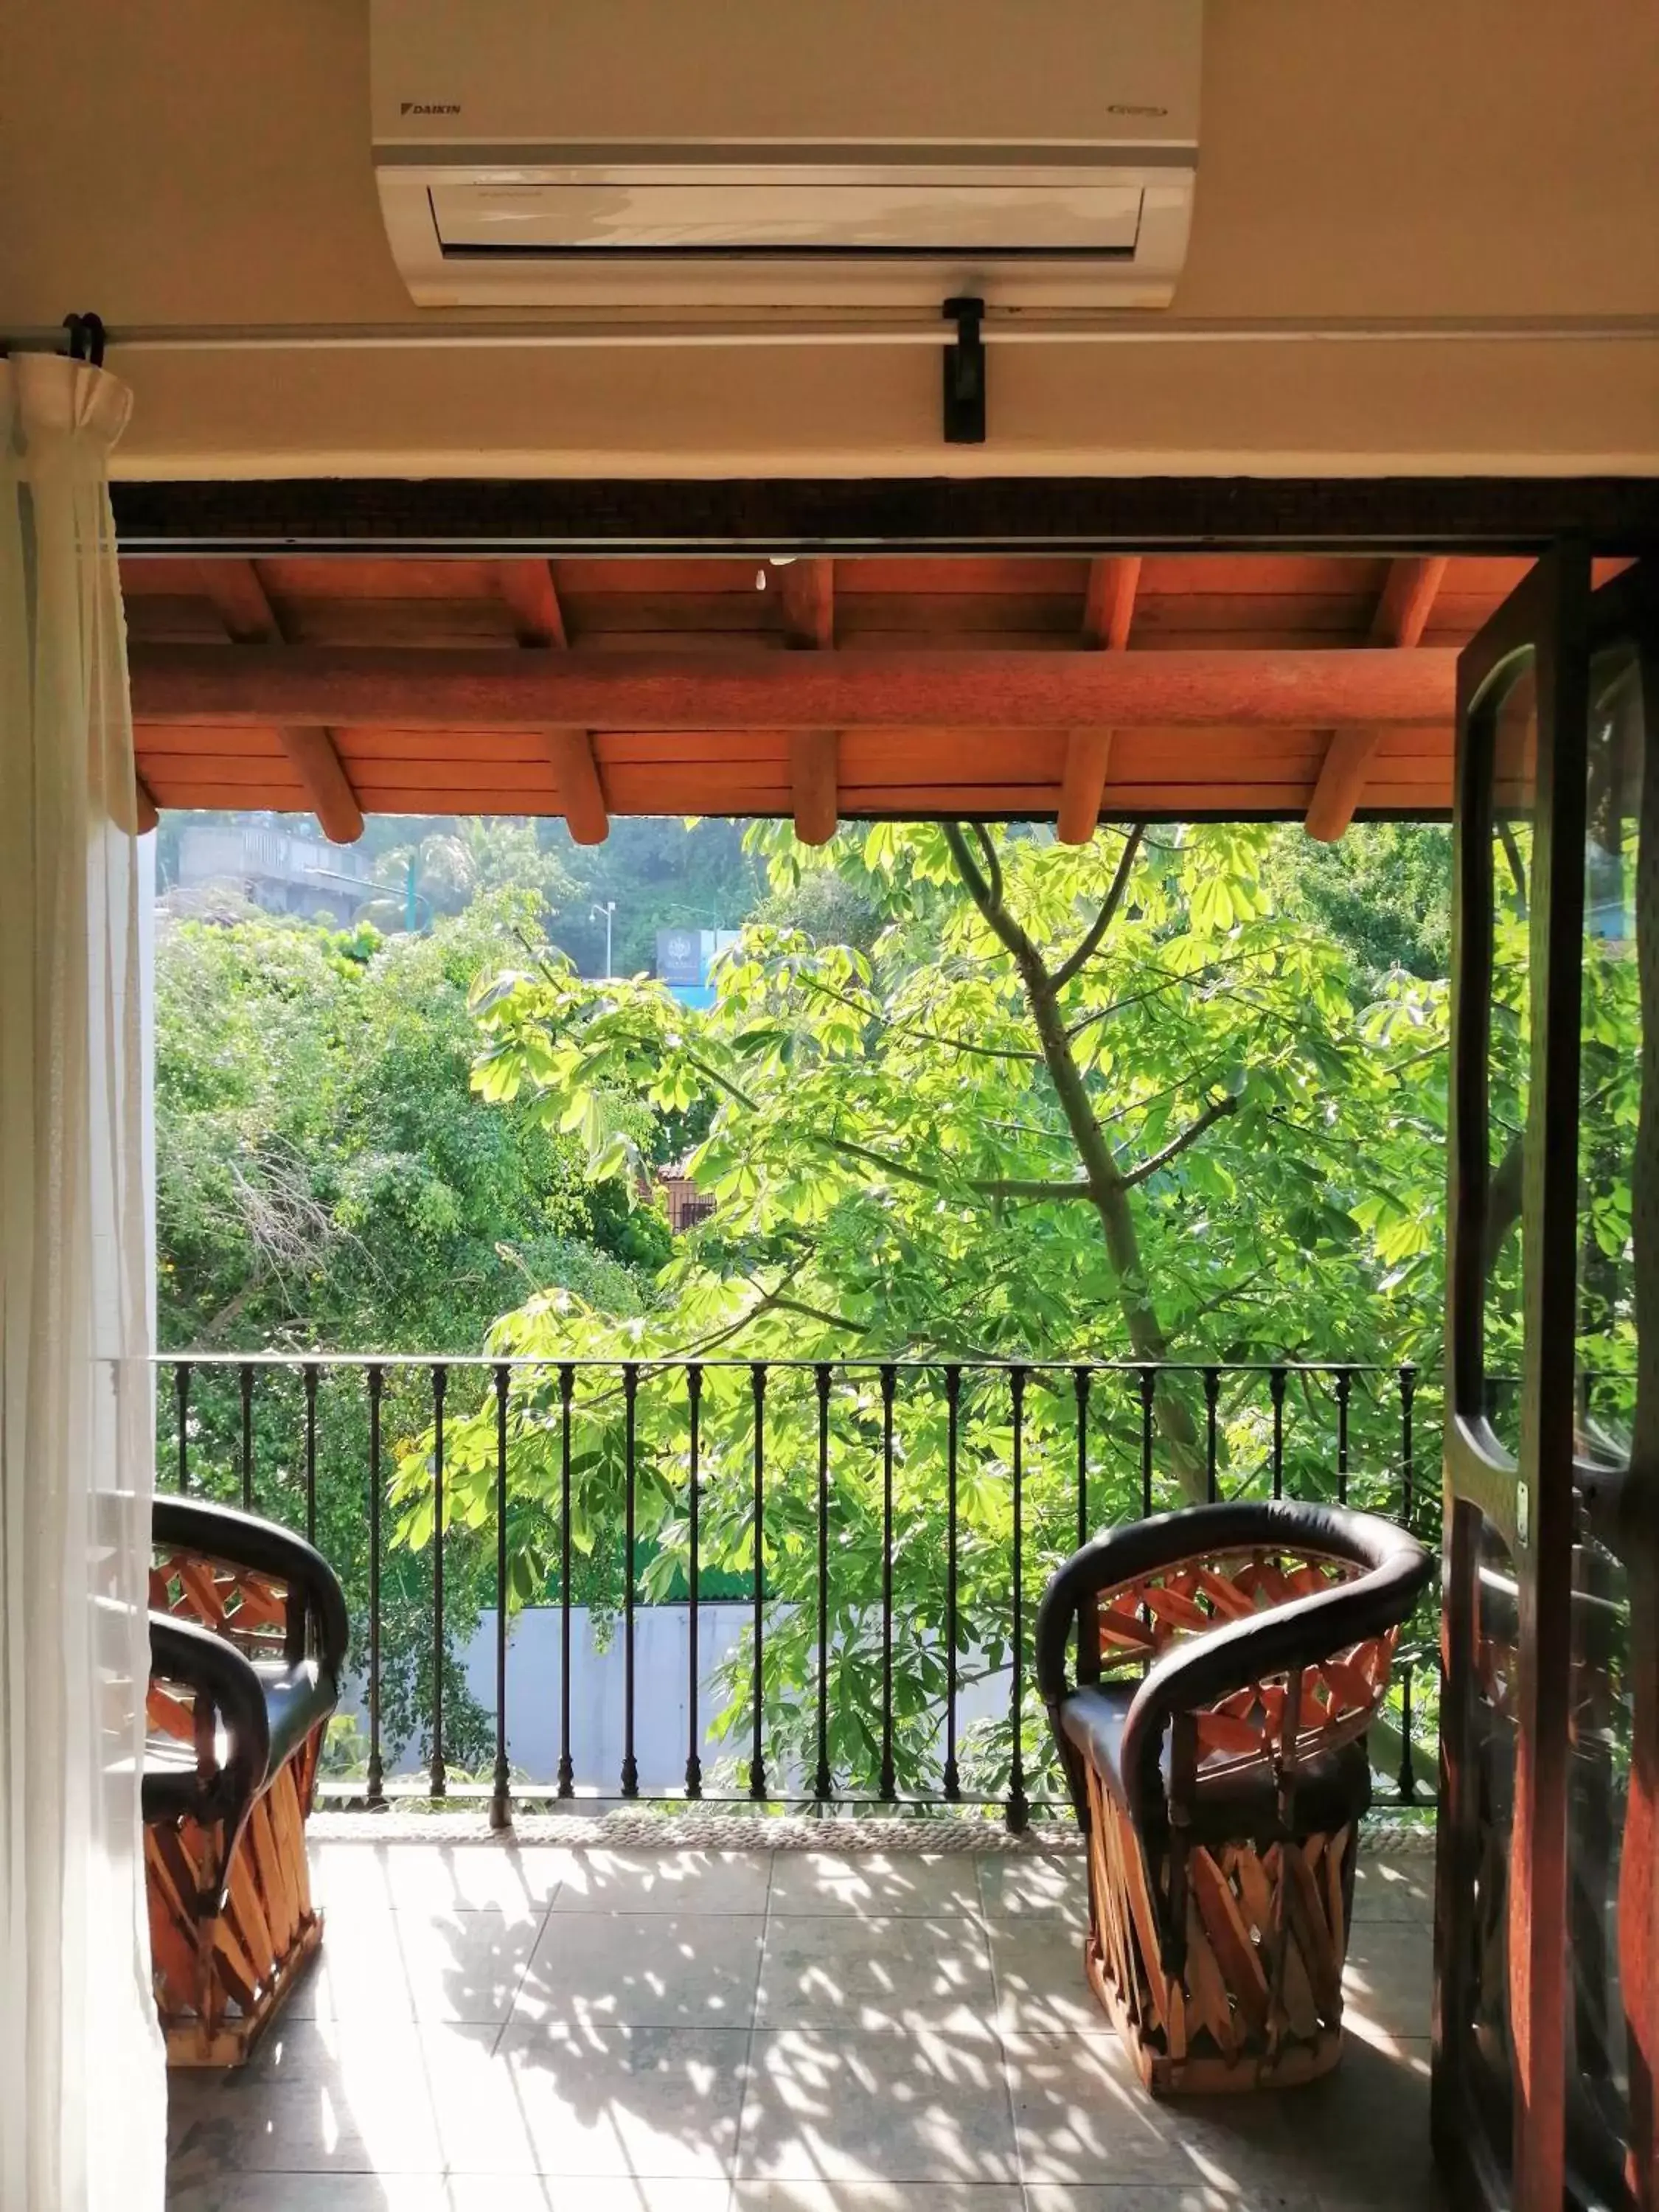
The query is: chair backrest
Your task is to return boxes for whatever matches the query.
[1090,1541,1399,1784]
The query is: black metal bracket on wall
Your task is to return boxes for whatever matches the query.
[942,296,986,445]
[62,311,107,366]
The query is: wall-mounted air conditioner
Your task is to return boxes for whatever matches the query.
[371,0,1200,316]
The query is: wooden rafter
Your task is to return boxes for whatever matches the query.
[1060,557,1141,844]
[130,644,1458,734]
[1081,555,1142,652]
[777,558,835,650]
[1304,557,1447,842]
[545,729,609,846]
[787,732,839,846]
[1057,731,1116,846]
[495,558,606,838]
[194,559,364,844]
[499,559,568,649]
[776,558,839,844]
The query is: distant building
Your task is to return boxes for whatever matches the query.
[655,926,741,1009]
[175,826,374,923]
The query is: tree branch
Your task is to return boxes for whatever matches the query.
[944,823,1044,973]
[797,974,1041,1062]
[971,822,1005,913]
[1119,1092,1241,1187]
[978,1178,1099,1202]
[1052,824,1146,991]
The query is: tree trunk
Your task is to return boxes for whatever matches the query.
[943,824,1209,1501]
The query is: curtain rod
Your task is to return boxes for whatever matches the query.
[7,313,1658,358]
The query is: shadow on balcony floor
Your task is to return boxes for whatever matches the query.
[164,1834,1441,2212]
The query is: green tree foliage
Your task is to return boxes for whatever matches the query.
[154,894,669,1768]
[397,821,1455,1798]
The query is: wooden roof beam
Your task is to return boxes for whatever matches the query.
[130,644,1458,734]
[500,559,568,649]
[194,557,364,844]
[546,728,609,845]
[788,731,839,846]
[497,559,601,838]
[1057,730,1115,845]
[778,558,835,650]
[1060,557,1141,844]
[1304,557,1448,842]
[1081,555,1142,652]
[777,558,838,844]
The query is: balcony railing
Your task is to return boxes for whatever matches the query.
[154,1354,1439,1830]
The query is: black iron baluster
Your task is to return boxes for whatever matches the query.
[621,1361,640,1800]
[1397,1363,1418,1804]
[1006,1364,1029,1833]
[557,1363,574,1798]
[240,1360,254,1511]
[1270,1365,1287,1500]
[1074,1365,1091,1548]
[1203,1366,1220,1503]
[1336,1366,1352,1505]
[943,1365,962,1803]
[1138,1366,1155,1518]
[879,1362,897,1804]
[749,1363,768,1803]
[366,1364,386,1811]
[814,1363,833,1806]
[174,1361,191,1495]
[491,1362,512,1831]
[686,1364,703,1801]
[303,1361,319,1544]
[430,1363,447,1798]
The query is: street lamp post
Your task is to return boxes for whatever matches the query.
[591,899,616,978]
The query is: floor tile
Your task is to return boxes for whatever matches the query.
[165,2036,445,2178]
[1025,2189,1316,2211]
[1003,2032,1299,2191]
[1295,2035,1448,2212]
[167,2178,452,2211]
[310,1840,570,1915]
[515,1910,765,2028]
[447,2185,734,2212]
[757,1916,995,2034]
[165,1830,1442,2212]
[766,1852,981,1919]
[1349,1854,1434,1924]
[975,1854,1085,1924]
[737,2028,1018,2185]
[546,1848,772,1914]
[985,1917,1102,2034]
[733,2183,1023,2210]
[496,2020,751,2180]
[291,1902,543,2023]
[1340,1927,1433,2042]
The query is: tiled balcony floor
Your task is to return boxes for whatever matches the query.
[166,1835,1442,2212]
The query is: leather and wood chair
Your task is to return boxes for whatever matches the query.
[145,1497,348,2066]
[1037,1498,1433,2094]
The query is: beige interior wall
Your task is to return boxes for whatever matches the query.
[3,0,1657,480]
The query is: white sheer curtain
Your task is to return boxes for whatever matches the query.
[0,354,167,2210]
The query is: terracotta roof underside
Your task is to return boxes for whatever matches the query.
[120,552,1575,843]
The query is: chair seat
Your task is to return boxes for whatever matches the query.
[142,1657,334,1824]
[1059,1681,1372,1843]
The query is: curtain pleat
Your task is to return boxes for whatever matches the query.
[0,352,167,2212]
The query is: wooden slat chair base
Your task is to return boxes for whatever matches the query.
[1036,1500,1433,2100]
[145,1709,327,2068]
[1080,1763,1354,2093]
[145,1498,348,2068]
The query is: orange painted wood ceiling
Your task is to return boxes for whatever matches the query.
[120,552,1561,836]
